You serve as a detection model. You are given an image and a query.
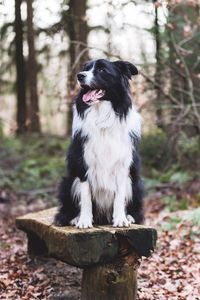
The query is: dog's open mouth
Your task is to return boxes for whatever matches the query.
[82,89,105,105]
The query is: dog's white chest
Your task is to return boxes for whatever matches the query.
[84,102,132,184]
[72,101,141,211]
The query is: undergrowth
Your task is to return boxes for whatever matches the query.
[0,133,199,211]
[0,135,68,192]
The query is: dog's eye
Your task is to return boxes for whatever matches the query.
[97,68,105,72]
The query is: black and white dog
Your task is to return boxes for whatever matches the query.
[55,59,144,228]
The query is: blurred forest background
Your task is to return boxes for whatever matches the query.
[0,0,200,299]
[1,0,200,183]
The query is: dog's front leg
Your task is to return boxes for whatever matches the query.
[113,181,130,227]
[76,181,93,229]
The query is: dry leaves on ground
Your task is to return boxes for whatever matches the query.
[0,192,200,300]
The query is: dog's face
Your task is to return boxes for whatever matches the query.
[77,59,138,104]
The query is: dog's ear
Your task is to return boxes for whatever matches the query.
[113,60,138,79]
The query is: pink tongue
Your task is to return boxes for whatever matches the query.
[83,89,105,103]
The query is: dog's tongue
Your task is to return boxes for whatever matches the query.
[83,89,105,103]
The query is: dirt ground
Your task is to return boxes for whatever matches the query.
[0,190,200,300]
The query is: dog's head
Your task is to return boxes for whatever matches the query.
[77,59,138,105]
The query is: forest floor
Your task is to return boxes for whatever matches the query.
[0,136,200,300]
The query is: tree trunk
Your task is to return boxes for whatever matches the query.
[14,0,27,134]
[154,3,164,130]
[27,0,41,133]
[82,253,138,300]
[66,0,89,137]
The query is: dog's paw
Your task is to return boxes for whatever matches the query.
[54,212,68,227]
[76,216,93,229]
[112,215,131,227]
[70,216,79,226]
[127,214,135,224]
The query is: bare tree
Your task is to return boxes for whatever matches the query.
[14,0,27,134]
[168,2,200,136]
[27,0,41,133]
[154,1,164,129]
[66,0,89,136]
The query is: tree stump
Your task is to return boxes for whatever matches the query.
[16,207,157,300]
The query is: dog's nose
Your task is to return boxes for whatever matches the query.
[77,73,86,81]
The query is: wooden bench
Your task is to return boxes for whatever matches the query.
[16,207,157,300]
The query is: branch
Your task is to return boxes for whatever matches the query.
[69,41,121,59]
[170,32,200,128]
[140,70,180,105]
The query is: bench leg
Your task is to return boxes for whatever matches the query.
[27,231,48,256]
[81,252,139,300]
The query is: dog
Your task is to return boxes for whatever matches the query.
[54,59,144,228]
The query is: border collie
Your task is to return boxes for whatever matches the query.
[54,59,144,228]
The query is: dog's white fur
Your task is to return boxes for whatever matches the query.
[78,68,94,87]
[70,101,141,228]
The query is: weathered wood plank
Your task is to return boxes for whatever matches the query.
[16,207,157,268]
